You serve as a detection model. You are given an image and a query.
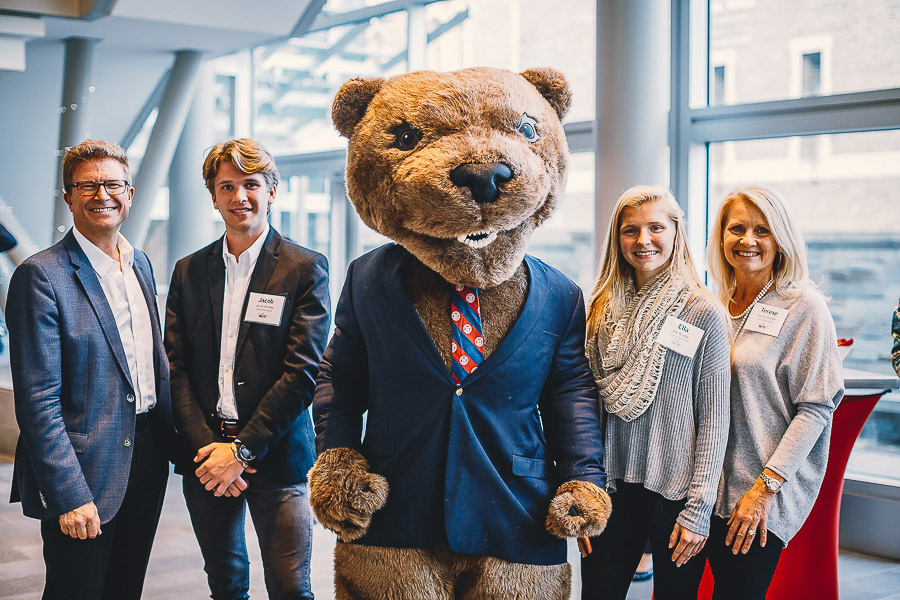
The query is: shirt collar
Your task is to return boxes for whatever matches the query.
[72,226,134,278]
[222,223,269,266]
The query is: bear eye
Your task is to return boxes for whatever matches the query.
[515,114,541,143]
[392,122,423,151]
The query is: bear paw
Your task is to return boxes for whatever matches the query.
[545,480,612,539]
[307,448,389,542]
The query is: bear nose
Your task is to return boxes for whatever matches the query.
[450,162,514,205]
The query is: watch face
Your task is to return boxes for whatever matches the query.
[239,445,254,461]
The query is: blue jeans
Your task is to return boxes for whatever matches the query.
[183,473,314,600]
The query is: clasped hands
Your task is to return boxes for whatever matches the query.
[194,442,257,497]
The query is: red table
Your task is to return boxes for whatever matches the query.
[695,387,893,599]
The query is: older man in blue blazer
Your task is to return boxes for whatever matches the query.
[7,139,173,600]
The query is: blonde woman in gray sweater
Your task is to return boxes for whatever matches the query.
[579,186,731,600]
[707,185,844,599]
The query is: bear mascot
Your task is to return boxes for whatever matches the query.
[308,67,612,599]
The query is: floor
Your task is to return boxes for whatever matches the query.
[0,463,897,599]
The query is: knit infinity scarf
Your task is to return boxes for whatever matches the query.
[587,271,692,422]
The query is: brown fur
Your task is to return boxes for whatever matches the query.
[307,448,389,542]
[334,543,570,600]
[404,258,528,369]
[318,67,586,599]
[545,480,612,539]
[332,67,570,289]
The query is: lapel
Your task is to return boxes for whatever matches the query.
[382,246,453,380]
[233,228,281,364]
[132,253,164,382]
[207,236,226,356]
[64,230,134,388]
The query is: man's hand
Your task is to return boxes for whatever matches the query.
[59,501,101,539]
[194,442,256,497]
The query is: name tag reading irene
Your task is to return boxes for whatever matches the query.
[656,316,704,358]
[744,302,788,337]
[244,292,286,326]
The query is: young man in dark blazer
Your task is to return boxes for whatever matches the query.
[8,139,173,599]
[165,139,330,600]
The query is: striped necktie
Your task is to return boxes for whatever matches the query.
[450,284,484,384]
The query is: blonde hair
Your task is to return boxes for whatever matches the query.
[587,185,707,337]
[203,138,279,193]
[707,185,815,306]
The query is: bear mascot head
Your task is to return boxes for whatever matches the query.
[309,67,611,600]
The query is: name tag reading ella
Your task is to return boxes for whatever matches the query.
[656,316,704,358]
[244,292,286,326]
[744,303,788,337]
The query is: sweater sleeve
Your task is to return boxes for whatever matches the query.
[676,302,732,536]
[765,292,844,481]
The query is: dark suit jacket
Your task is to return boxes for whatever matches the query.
[314,244,606,565]
[165,227,330,483]
[7,230,173,523]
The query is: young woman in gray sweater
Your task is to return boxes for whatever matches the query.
[707,185,844,599]
[579,186,731,600]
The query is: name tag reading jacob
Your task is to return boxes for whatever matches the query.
[244,292,286,326]
[744,303,788,337]
[656,316,704,358]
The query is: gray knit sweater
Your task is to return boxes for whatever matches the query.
[594,294,732,537]
[714,287,844,544]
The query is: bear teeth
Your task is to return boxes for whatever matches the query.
[457,231,497,249]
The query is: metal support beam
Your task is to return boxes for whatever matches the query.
[52,37,96,243]
[291,0,329,38]
[121,50,203,249]
[311,23,367,69]
[406,2,426,71]
[381,8,468,71]
[167,62,216,280]
[594,0,670,269]
[120,69,170,152]
[307,0,443,34]
[688,87,900,143]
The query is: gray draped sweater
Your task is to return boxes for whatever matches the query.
[596,295,732,537]
[715,287,844,544]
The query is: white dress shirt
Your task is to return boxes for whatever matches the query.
[217,225,269,419]
[72,226,157,414]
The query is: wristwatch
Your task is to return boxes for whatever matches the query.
[231,439,256,468]
[759,471,783,493]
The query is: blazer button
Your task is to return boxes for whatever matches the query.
[126,394,135,403]
[455,388,463,396]
[123,438,132,447]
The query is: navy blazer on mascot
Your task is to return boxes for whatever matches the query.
[308,67,613,600]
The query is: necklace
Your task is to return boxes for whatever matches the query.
[730,279,773,334]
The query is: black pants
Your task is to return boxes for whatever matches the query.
[706,516,784,600]
[40,417,168,600]
[581,481,708,600]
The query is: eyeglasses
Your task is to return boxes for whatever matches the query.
[70,180,130,196]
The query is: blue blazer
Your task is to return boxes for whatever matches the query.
[7,230,173,523]
[314,244,606,565]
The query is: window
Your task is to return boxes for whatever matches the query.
[677,0,900,488]
[709,2,897,105]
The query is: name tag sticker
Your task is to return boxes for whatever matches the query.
[656,316,704,358]
[244,292,286,326]
[744,302,789,337]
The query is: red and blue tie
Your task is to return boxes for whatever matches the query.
[450,284,484,384]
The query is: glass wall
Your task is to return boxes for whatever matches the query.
[688,0,900,484]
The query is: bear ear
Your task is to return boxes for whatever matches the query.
[332,77,386,138]
[520,68,572,120]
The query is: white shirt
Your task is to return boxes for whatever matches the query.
[72,226,157,414]
[217,225,269,419]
